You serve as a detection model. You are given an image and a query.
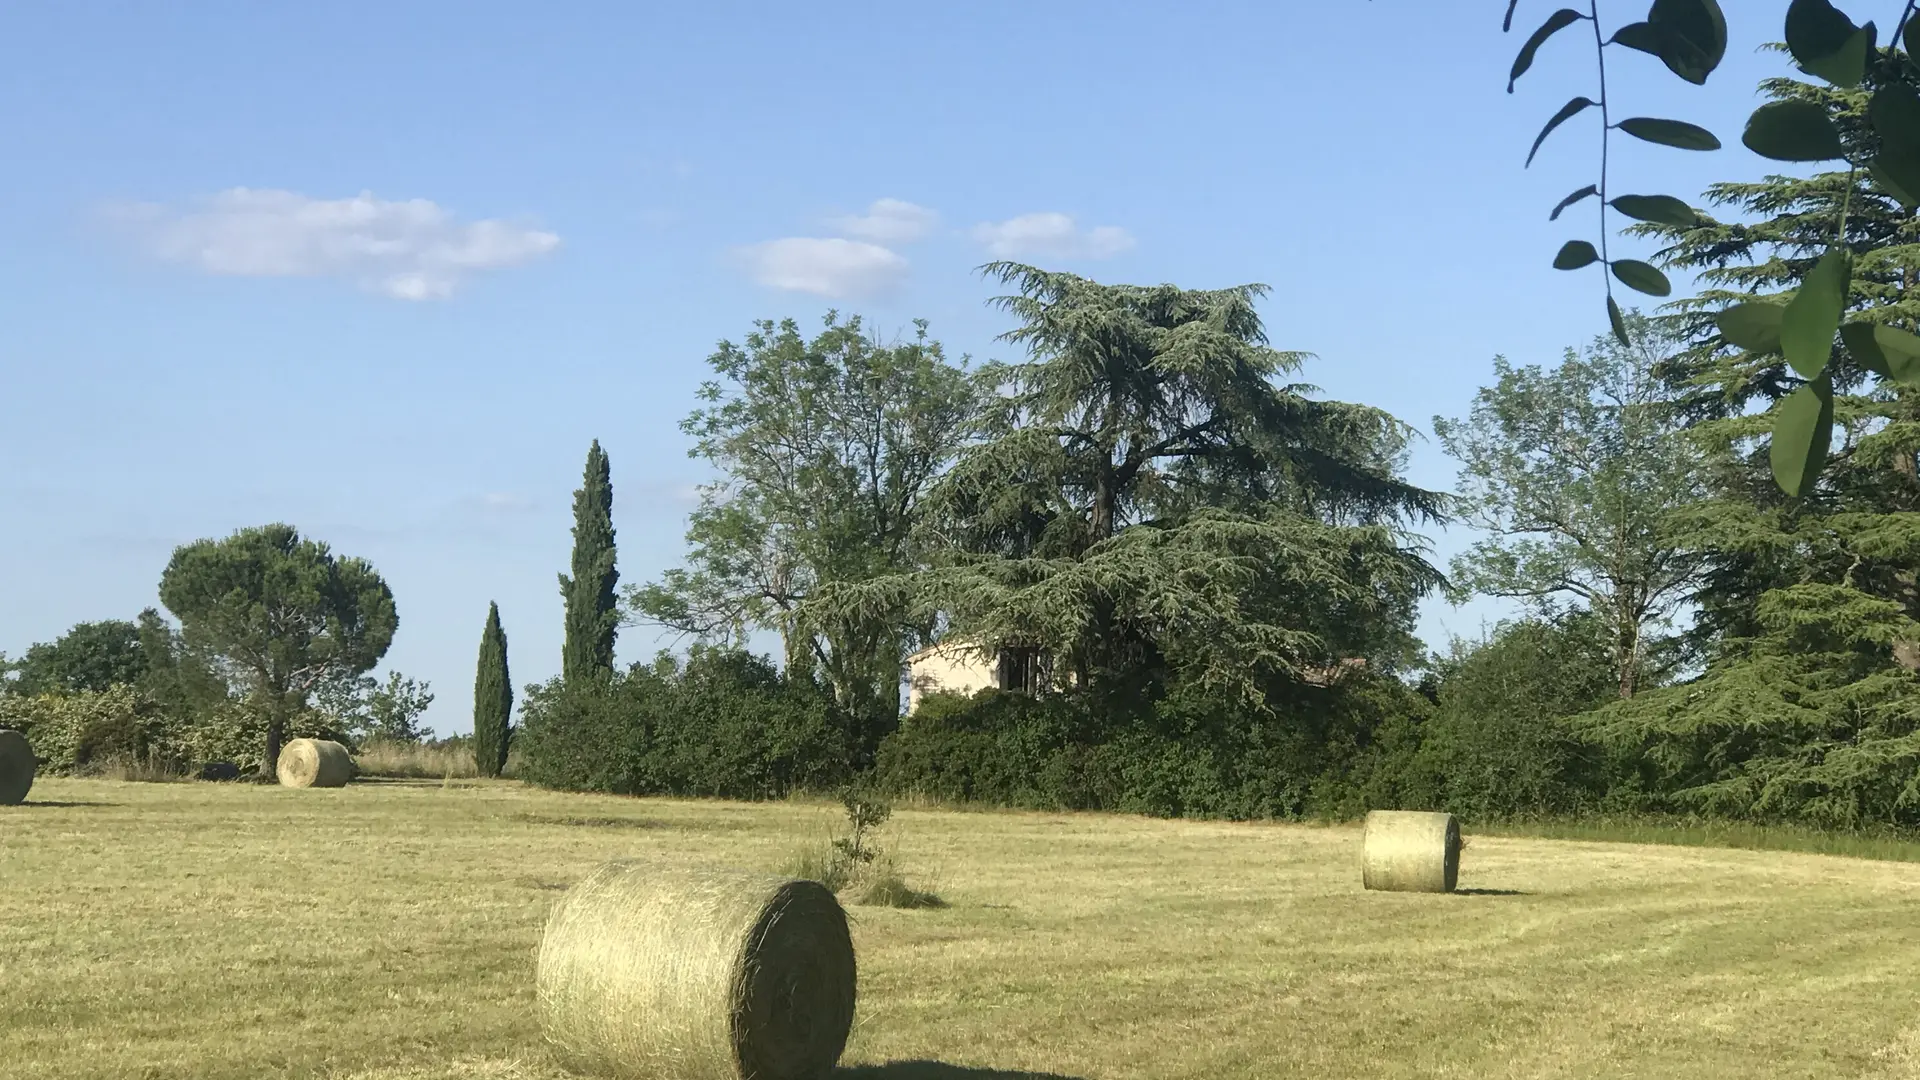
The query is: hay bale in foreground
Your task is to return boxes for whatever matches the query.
[1361,810,1461,893]
[538,861,857,1080]
[0,729,35,805]
[276,738,353,788]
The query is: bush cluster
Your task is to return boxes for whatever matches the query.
[516,628,1623,825]
[0,687,346,775]
[516,648,852,800]
[871,677,1434,821]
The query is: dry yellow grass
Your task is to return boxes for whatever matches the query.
[352,738,511,780]
[6,777,1920,1079]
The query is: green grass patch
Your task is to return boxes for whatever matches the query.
[1476,814,1920,863]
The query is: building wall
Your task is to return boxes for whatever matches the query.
[905,640,1001,714]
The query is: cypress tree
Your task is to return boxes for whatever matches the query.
[472,601,513,778]
[560,440,619,683]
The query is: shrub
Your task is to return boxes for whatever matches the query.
[518,648,852,800]
[872,675,1436,821]
[1409,615,1617,821]
[0,687,181,773]
[782,786,942,908]
[872,689,1104,809]
[0,687,345,777]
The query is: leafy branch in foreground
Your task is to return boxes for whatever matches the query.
[1508,0,1725,345]
[1507,0,1920,494]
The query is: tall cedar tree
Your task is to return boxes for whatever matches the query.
[1631,65,1920,644]
[808,263,1446,706]
[472,601,513,777]
[1574,61,1920,823]
[560,441,619,683]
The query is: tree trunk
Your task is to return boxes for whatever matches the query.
[1615,612,1639,700]
[258,699,287,780]
[1090,470,1115,545]
[782,617,816,687]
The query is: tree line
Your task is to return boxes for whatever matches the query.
[521,15,1920,825]
[7,4,1916,825]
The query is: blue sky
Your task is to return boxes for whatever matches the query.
[0,3,1810,735]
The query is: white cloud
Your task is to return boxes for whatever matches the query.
[478,492,533,512]
[104,188,561,300]
[735,237,909,299]
[970,212,1136,260]
[827,198,939,244]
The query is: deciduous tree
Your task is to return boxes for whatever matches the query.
[10,619,148,696]
[1435,313,1708,697]
[629,313,978,733]
[812,264,1447,706]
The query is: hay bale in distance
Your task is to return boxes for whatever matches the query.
[276,738,353,788]
[538,861,857,1080]
[0,729,35,806]
[1361,810,1461,893]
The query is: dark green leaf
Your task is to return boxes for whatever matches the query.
[1907,12,1918,59]
[1742,100,1845,161]
[1870,87,1920,207]
[1804,24,1875,87]
[1510,9,1588,92]
[1553,240,1601,270]
[1610,22,1666,55]
[1770,376,1834,497]
[1781,248,1852,380]
[1842,321,1920,386]
[1550,184,1600,220]
[1608,295,1631,347]
[1616,117,1721,150]
[1527,97,1598,166]
[1648,0,1727,79]
[1717,302,1784,352]
[1611,259,1672,296]
[1504,0,1521,33]
[1609,194,1700,226]
[1869,86,1920,153]
[1871,154,1920,208]
[1786,0,1862,72]
[1611,1,1729,84]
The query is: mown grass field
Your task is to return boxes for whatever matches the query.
[7,778,1920,1080]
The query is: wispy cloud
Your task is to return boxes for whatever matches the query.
[827,198,939,244]
[476,492,536,514]
[971,212,1135,260]
[734,237,910,299]
[103,188,561,300]
[733,196,937,298]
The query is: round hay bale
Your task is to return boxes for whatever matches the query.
[537,861,857,1080]
[1361,810,1461,893]
[0,729,36,806]
[276,738,353,788]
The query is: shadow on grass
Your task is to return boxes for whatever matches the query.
[1455,888,1527,896]
[838,1063,1086,1080]
[13,800,119,808]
